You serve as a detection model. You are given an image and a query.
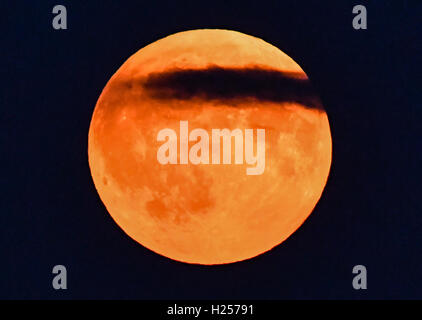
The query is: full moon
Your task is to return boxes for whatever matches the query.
[88,29,332,265]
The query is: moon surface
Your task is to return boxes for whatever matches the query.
[88,29,332,265]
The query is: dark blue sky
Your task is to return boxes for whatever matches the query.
[1,0,421,299]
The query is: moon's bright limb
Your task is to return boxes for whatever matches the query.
[88,29,332,265]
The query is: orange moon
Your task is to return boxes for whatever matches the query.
[88,29,332,265]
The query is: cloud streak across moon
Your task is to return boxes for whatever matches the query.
[121,66,324,111]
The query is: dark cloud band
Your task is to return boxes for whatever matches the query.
[139,66,323,110]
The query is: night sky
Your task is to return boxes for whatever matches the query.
[1,0,421,299]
